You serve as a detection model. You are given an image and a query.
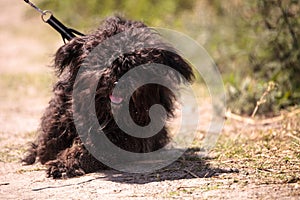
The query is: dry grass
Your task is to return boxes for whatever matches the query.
[164,114,300,199]
[211,114,300,187]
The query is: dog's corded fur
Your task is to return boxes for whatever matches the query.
[22,16,194,178]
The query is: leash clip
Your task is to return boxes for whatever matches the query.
[24,0,85,43]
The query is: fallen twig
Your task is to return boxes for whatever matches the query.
[184,169,199,178]
[32,177,99,191]
[226,108,300,125]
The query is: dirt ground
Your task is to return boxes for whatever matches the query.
[0,1,299,199]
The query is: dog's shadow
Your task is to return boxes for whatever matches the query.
[31,148,239,192]
[97,148,238,184]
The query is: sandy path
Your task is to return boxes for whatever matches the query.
[0,0,60,74]
[0,0,58,137]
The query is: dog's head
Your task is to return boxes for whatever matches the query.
[53,16,194,130]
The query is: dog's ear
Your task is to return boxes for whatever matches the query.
[54,38,86,77]
[160,50,195,84]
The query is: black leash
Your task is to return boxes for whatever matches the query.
[24,0,85,43]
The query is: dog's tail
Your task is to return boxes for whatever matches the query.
[21,143,37,165]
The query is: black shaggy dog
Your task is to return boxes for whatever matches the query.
[23,16,194,178]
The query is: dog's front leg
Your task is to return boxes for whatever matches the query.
[45,140,106,178]
[45,144,85,178]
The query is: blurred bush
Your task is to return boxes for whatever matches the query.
[224,0,300,115]
[38,0,196,29]
[37,0,300,116]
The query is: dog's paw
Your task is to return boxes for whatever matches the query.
[46,160,66,178]
[46,160,85,179]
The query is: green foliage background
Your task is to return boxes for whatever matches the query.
[37,0,300,116]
